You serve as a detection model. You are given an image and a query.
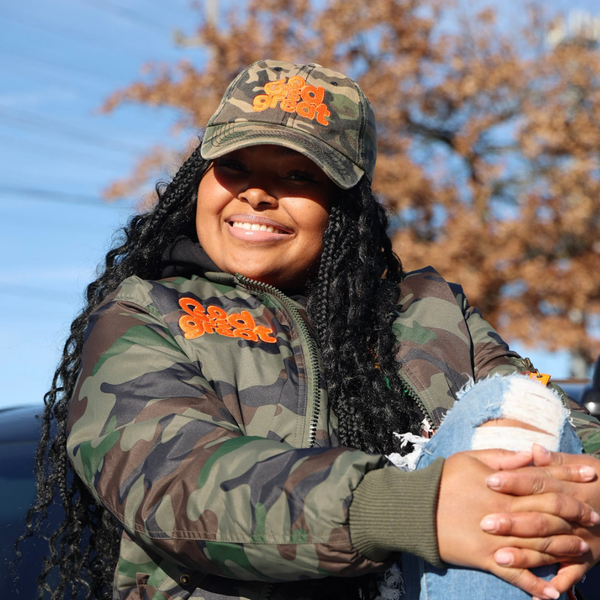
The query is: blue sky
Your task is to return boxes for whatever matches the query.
[0,0,596,410]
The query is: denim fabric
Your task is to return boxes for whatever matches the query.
[401,375,583,600]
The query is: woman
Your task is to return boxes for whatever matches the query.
[22,60,600,600]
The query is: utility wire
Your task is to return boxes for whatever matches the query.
[83,0,166,33]
[0,185,129,207]
[0,10,159,57]
[0,47,110,89]
[0,109,147,154]
[0,132,138,169]
[0,283,78,305]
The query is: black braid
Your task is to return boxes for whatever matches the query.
[307,179,423,453]
[17,146,422,599]
[14,143,209,600]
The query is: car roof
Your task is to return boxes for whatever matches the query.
[0,405,45,444]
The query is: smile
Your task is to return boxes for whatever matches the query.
[231,222,283,233]
[225,216,293,242]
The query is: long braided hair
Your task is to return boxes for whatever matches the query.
[16,142,422,599]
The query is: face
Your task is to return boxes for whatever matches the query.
[196,145,333,290]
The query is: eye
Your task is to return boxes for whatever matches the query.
[285,170,317,182]
[214,157,247,173]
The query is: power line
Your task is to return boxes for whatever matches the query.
[0,185,129,207]
[0,132,137,169]
[83,0,166,34]
[0,9,158,57]
[0,47,111,89]
[0,109,148,154]
[0,283,78,305]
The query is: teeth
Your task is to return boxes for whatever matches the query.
[231,221,278,233]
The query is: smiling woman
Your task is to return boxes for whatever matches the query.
[196,146,331,289]
[20,59,600,600]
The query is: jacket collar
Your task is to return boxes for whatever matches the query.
[160,235,220,278]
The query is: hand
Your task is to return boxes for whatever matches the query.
[480,445,600,594]
[436,450,596,599]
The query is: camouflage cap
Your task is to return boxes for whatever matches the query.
[200,59,377,189]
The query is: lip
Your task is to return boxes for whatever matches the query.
[225,214,294,242]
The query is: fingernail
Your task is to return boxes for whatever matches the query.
[543,587,560,599]
[534,444,550,455]
[591,511,600,524]
[486,474,502,489]
[580,465,596,479]
[494,550,513,565]
[480,517,498,532]
[580,540,590,553]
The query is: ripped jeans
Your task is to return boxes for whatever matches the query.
[391,375,583,600]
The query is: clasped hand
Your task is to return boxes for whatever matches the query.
[436,447,600,599]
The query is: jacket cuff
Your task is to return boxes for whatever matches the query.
[348,457,444,567]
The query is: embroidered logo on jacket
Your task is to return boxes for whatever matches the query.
[178,298,277,343]
[252,76,331,126]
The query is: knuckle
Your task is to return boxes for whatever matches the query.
[533,513,549,536]
[538,537,552,553]
[549,493,564,514]
[505,568,525,585]
[532,477,545,495]
[577,501,589,522]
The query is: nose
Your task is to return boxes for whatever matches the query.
[238,187,278,209]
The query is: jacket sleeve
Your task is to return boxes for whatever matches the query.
[66,290,444,582]
[456,287,600,458]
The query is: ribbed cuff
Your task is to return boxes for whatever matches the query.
[348,458,444,567]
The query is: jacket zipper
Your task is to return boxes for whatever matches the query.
[235,274,322,449]
[399,375,436,432]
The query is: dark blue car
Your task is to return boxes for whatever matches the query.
[3,364,600,599]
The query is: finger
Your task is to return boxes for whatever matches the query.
[513,493,600,527]
[493,538,589,568]
[532,444,554,467]
[480,512,577,537]
[489,533,588,557]
[486,466,596,495]
[532,445,598,477]
[490,564,561,599]
[538,465,596,483]
[549,562,589,593]
[467,449,533,471]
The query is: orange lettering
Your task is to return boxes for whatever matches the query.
[233,330,259,342]
[296,101,316,120]
[252,94,271,112]
[227,310,256,330]
[286,89,302,102]
[280,99,297,112]
[270,94,286,109]
[301,85,324,105]
[315,103,331,126]
[264,78,287,95]
[287,76,306,89]
[178,298,208,339]
[252,77,331,126]
[254,325,277,343]
[178,299,276,343]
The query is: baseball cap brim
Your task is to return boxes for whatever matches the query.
[201,121,364,190]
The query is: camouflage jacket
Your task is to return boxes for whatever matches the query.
[66,267,600,600]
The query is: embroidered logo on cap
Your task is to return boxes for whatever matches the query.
[178,298,277,343]
[252,76,331,126]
